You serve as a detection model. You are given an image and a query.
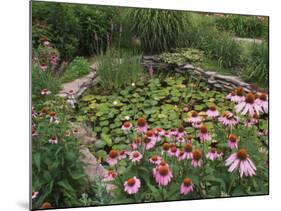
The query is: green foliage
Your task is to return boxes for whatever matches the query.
[126,8,186,53]
[215,15,268,39]
[32,99,87,209]
[159,48,204,65]
[61,57,90,82]
[77,76,234,147]
[32,2,116,59]
[96,49,143,90]
[242,43,269,84]
[183,14,242,69]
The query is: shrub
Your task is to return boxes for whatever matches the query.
[126,8,186,53]
[32,99,87,209]
[184,14,242,68]
[32,2,117,60]
[61,57,90,83]
[215,15,268,39]
[96,49,143,90]
[242,43,269,84]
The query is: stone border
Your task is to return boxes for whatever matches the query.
[142,55,264,93]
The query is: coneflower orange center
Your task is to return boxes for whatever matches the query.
[209,106,217,111]
[159,166,169,176]
[49,111,56,117]
[171,146,178,153]
[245,93,255,104]
[191,111,198,117]
[127,178,136,186]
[133,152,140,158]
[183,178,192,186]
[109,150,118,159]
[123,121,131,128]
[41,202,52,209]
[178,126,185,133]
[237,149,248,160]
[184,143,193,152]
[163,143,170,151]
[236,87,244,96]
[200,125,208,134]
[259,93,267,101]
[137,118,146,127]
[151,155,158,161]
[229,134,237,142]
[146,130,154,137]
[192,150,202,160]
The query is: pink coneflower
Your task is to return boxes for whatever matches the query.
[144,137,156,150]
[149,155,162,165]
[149,65,154,77]
[177,136,186,144]
[68,90,75,99]
[231,87,245,103]
[199,125,211,142]
[154,127,165,137]
[186,135,193,143]
[180,143,193,160]
[121,121,133,134]
[191,150,202,167]
[136,118,148,134]
[206,106,219,118]
[42,40,50,46]
[183,107,189,112]
[216,149,224,159]
[124,177,141,195]
[177,126,186,138]
[206,148,219,161]
[228,134,238,149]
[32,191,39,199]
[164,131,172,138]
[153,162,173,186]
[188,111,202,124]
[41,88,51,96]
[129,151,143,163]
[64,130,71,137]
[32,107,37,118]
[255,93,268,113]
[192,121,203,129]
[49,111,58,123]
[131,137,141,149]
[167,145,180,157]
[226,91,236,101]
[107,150,119,166]
[235,93,262,116]
[145,130,157,142]
[162,143,170,152]
[39,63,47,72]
[169,128,178,137]
[225,148,256,177]
[48,136,58,144]
[180,178,194,195]
[32,128,38,137]
[218,112,239,127]
[103,170,118,181]
[119,150,129,160]
[50,55,58,65]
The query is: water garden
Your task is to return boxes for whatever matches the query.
[31,2,269,209]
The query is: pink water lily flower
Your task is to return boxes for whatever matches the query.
[124,177,141,195]
[225,149,256,177]
[180,178,194,195]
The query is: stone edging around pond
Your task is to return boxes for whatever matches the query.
[142,55,264,93]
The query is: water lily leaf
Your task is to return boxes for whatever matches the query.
[101,133,112,147]
[81,95,95,101]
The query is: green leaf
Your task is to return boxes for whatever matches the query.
[101,133,112,147]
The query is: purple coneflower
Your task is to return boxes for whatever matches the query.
[191,150,202,167]
[228,134,238,149]
[188,111,202,124]
[121,121,133,134]
[167,145,180,157]
[107,150,119,166]
[129,151,143,163]
[225,148,256,177]
[206,148,219,161]
[180,178,194,195]
[153,162,173,186]
[199,125,212,142]
[41,88,51,96]
[235,93,262,116]
[124,177,141,195]
[136,117,148,134]
[149,155,162,165]
[255,93,268,113]
[48,136,58,144]
[206,106,219,118]
[218,111,239,127]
